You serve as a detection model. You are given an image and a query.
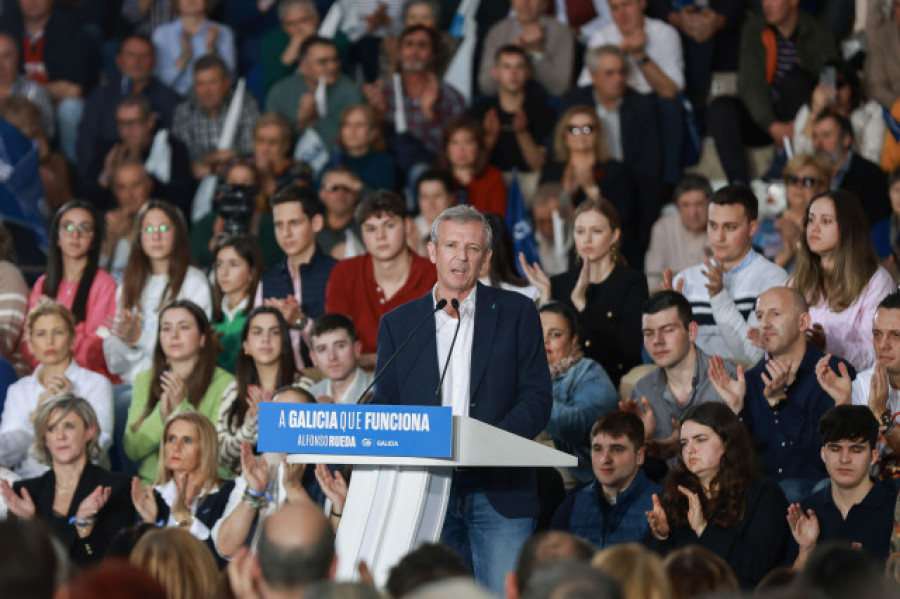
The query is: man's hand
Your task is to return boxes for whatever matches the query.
[815,354,852,405]
[420,74,440,121]
[768,121,794,148]
[787,503,819,550]
[517,22,545,53]
[296,93,318,130]
[760,359,793,406]
[227,547,262,599]
[483,108,500,150]
[646,494,670,540]
[707,355,746,413]
[806,323,826,351]
[362,80,386,114]
[264,296,305,327]
[700,257,724,297]
[620,28,648,56]
[868,361,890,415]
[619,397,657,440]
[660,268,684,293]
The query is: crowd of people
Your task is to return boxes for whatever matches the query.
[0,0,900,598]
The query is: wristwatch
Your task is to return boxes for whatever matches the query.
[636,54,651,66]
[294,316,308,330]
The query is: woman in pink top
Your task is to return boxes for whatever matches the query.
[28,201,119,381]
[791,191,897,371]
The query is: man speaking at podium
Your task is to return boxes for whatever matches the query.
[370,205,552,594]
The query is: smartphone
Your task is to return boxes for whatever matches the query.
[820,66,836,89]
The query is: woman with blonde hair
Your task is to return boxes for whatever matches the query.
[0,301,112,477]
[0,394,134,567]
[130,527,219,599]
[592,543,671,599]
[130,411,235,562]
[791,190,896,371]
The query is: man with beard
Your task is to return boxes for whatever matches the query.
[812,111,888,227]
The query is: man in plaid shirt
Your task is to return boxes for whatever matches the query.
[172,54,260,180]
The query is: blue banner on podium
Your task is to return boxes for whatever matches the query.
[257,403,453,458]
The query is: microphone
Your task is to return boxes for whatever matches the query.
[434,298,462,403]
[356,298,448,403]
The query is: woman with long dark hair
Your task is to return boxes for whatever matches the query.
[436,116,507,217]
[124,300,234,484]
[645,403,789,588]
[211,235,264,374]
[29,201,119,381]
[216,306,297,475]
[791,190,895,371]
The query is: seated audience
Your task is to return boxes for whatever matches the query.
[86,94,194,216]
[261,0,320,98]
[130,411,235,559]
[663,545,738,599]
[28,201,119,381]
[0,394,133,567]
[505,530,597,599]
[124,300,234,484]
[316,165,364,260]
[341,0,403,84]
[753,154,829,270]
[669,185,787,365]
[217,307,297,474]
[708,0,836,184]
[550,411,659,544]
[266,36,361,144]
[308,314,373,404]
[709,286,854,502]
[379,0,457,81]
[520,561,620,599]
[172,55,260,181]
[645,175,710,292]
[478,0,573,97]
[435,116,508,217]
[252,111,312,199]
[129,527,220,599]
[470,44,555,175]
[152,0,236,96]
[523,198,648,386]
[104,200,213,386]
[871,167,900,280]
[591,543,671,599]
[626,290,734,462]
[645,402,790,588]
[330,104,396,192]
[0,0,99,162]
[325,191,436,367]
[0,302,112,477]
[793,61,884,166]
[77,34,181,187]
[540,105,637,265]
[791,191,895,371]
[850,291,900,478]
[787,405,894,567]
[813,112,890,228]
[211,235,264,374]
[101,162,152,283]
[481,213,540,302]
[531,183,574,277]
[410,168,457,256]
[539,302,617,482]
[256,184,337,369]
[795,542,893,599]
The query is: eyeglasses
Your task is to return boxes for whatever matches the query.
[567,124,594,136]
[785,175,822,188]
[142,224,172,236]
[59,222,94,237]
[324,183,356,194]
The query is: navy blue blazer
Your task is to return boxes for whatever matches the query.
[370,283,553,519]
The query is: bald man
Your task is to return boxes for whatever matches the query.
[708,286,856,502]
[504,531,596,599]
[227,502,336,599]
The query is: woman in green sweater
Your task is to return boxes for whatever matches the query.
[124,300,235,484]
[212,235,264,374]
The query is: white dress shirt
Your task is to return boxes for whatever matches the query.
[434,286,476,418]
[0,360,113,477]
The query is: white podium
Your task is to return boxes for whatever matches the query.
[286,415,577,586]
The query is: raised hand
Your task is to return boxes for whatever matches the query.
[677,485,707,536]
[660,268,684,293]
[315,464,348,517]
[107,309,143,346]
[570,260,590,312]
[131,477,158,523]
[296,93,318,129]
[645,493,670,540]
[815,354,852,405]
[700,257,724,297]
[282,458,312,504]
[786,503,819,550]
[0,479,35,519]
[646,420,681,460]
[518,252,552,305]
[807,323,826,351]
[619,397,657,440]
[241,442,269,493]
[227,546,262,599]
[869,361,890,415]
[75,485,112,521]
[707,355,746,413]
[760,359,793,405]
[246,385,265,420]
[159,371,186,420]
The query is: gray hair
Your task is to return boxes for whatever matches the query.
[279,0,318,23]
[32,393,101,465]
[584,44,626,73]
[429,205,492,250]
[402,0,439,23]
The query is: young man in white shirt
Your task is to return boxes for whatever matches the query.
[307,314,373,404]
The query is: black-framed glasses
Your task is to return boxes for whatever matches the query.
[59,222,94,237]
[785,175,822,188]
[567,124,594,136]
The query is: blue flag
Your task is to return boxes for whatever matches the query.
[506,169,540,277]
[884,107,900,143]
